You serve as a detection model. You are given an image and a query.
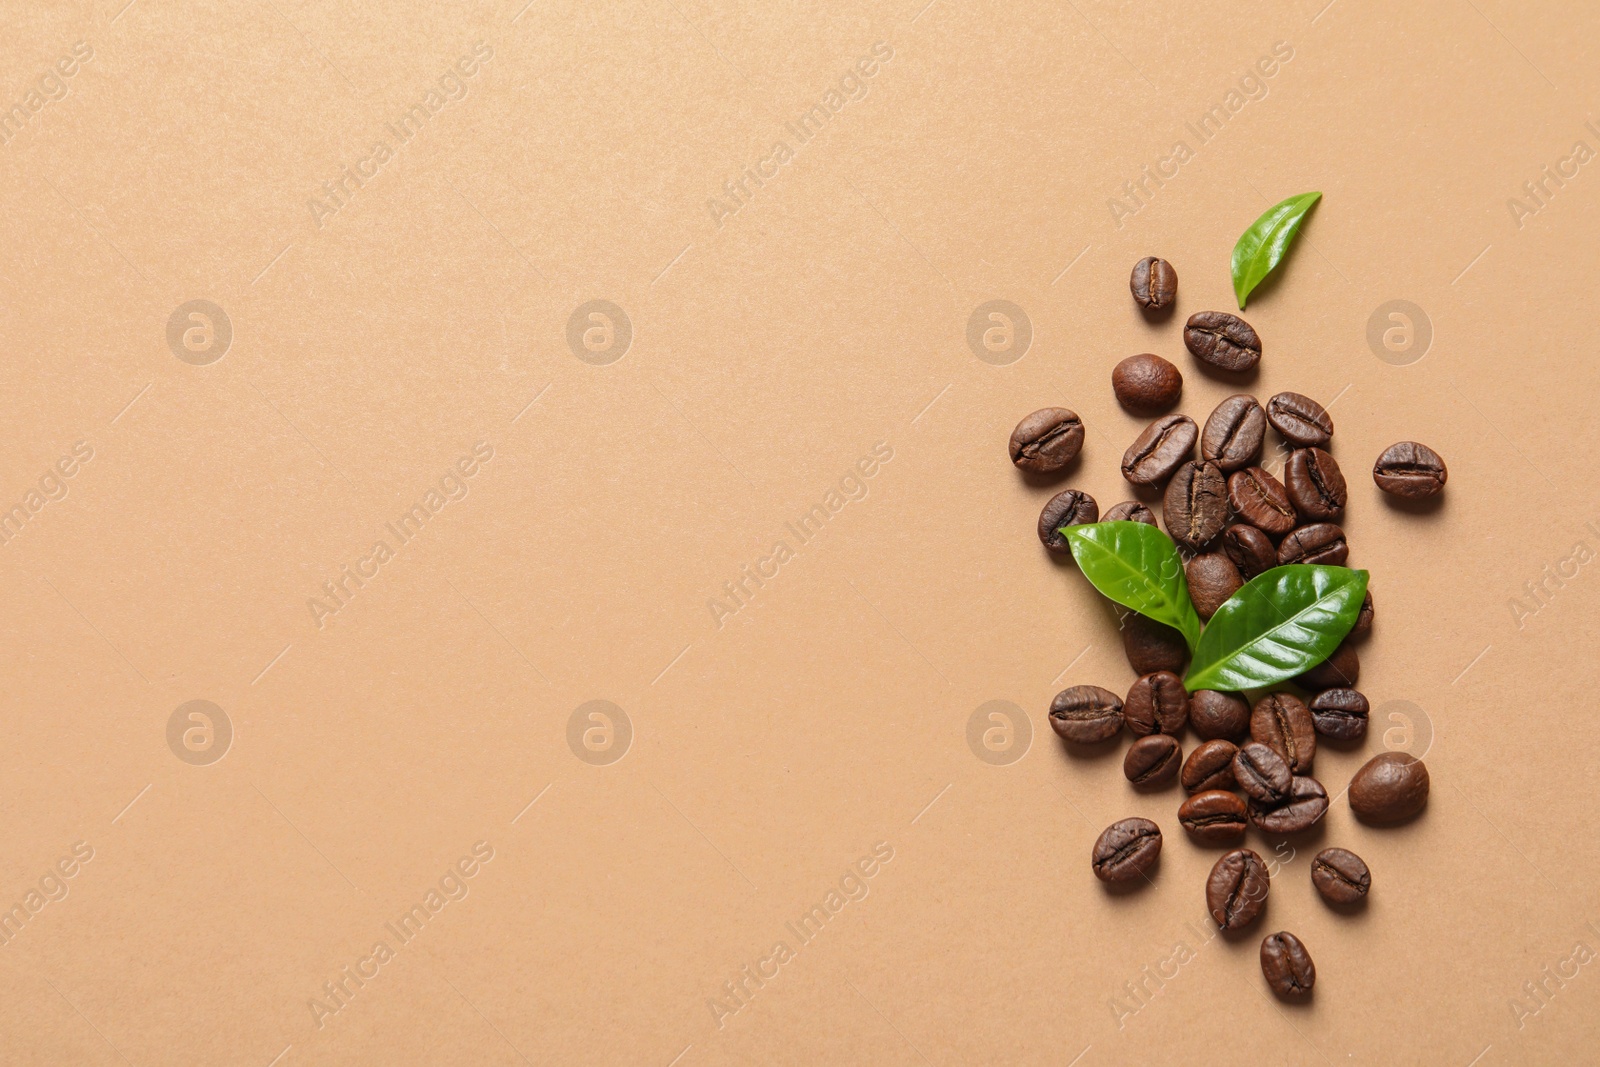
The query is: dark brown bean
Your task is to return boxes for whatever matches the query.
[1201,394,1266,472]
[1248,775,1329,834]
[1181,739,1238,793]
[1277,523,1347,566]
[1122,614,1189,674]
[1092,817,1162,883]
[1251,693,1316,774]
[1038,490,1099,555]
[1265,392,1332,447]
[1112,353,1183,412]
[1124,671,1189,736]
[1294,639,1359,689]
[1122,414,1197,486]
[1311,847,1371,905]
[1221,524,1276,580]
[1233,742,1291,803]
[1261,932,1315,999]
[1048,685,1125,744]
[1349,753,1429,824]
[1207,848,1269,930]
[1228,466,1297,536]
[1186,552,1242,619]
[1349,590,1375,639]
[1103,500,1157,525]
[1130,256,1177,310]
[1010,408,1084,473]
[1286,447,1347,520]
[1185,311,1262,372]
[1190,690,1250,741]
[1374,441,1447,499]
[1124,734,1182,787]
[1178,790,1249,843]
[1307,688,1369,741]
[1164,460,1229,548]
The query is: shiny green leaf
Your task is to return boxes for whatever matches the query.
[1232,191,1321,309]
[1063,522,1202,653]
[1184,565,1368,693]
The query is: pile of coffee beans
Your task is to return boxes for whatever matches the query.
[1016,256,1443,1000]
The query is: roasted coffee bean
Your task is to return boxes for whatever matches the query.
[1190,690,1250,741]
[1010,408,1084,473]
[1124,671,1189,736]
[1286,447,1347,520]
[1201,394,1266,472]
[1260,932,1315,999]
[1130,256,1177,310]
[1374,441,1447,499]
[1122,414,1197,486]
[1221,524,1277,580]
[1251,693,1316,773]
[1351,590,1374,638]
[1349,752,1430,824]
[1164,460,1229,548]
[1233,742,1292,803]
[1307,688,1369,741]
[1124,734,1182,787]
[1103,500,1157,525]
[1228,466,1297,536]
[1186,552,1242,619]
[1266,392,1333,447]
[1037,490,1099,554]
[1311,847,1371,905]
[1092,817,1162,883]
[1248,775,1329,834]
[1112,353,1183,412]
[1182,740,1238,793]
[1294,638,1359,689]
[1122,614,1189,674]
[1207,848,1269,930]
[1185,311,1262,372]
[1048,685,1125,744]
[1277,523,1347,566]
[1178,790,1249,843]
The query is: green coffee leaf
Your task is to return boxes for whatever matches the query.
[1063,522,1202,653]
[1232,192,1321,309]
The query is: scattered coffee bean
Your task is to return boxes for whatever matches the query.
[1221,524,1277,580]
[1103,500,1157,525]
[1294,638,1359,689]
[1038,490,1099,554]
[1233,742,1292,803]
[1201,394,1266,472]
[1178,790,1249,843]
[1130,256,1178,310]
[1190,690,1250,741]
[1113,353,1183,412]
[1122,414,1197,486]
[1374,441,1447,499]
[1349,752,1430,824]
[1010,408,1085,473]
[1186,552,1243,619]
[1092,817,1162,883]
[1307,688,1369,742]
[1286,447,1347,520]
[1260,932,1315,999]
[1124,671,1189,736]
[1207,848,1270,930]
[1228,466,1297,536]
[1048,685,1125,744]
[1311,847,1371,905]
[1164,460,1229,548]
[1350,590,1375,639]
[1248,775,1329,834]
[1122,614,1189,674]
[1277,522,1348,566]
[1251,693,1316,773]
[1125,734,1182,787]
[1185,311,1262,372]
[1266,392,1333,447]
[1182,740,1238,793]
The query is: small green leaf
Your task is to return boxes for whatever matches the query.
[1184,565,1368,693]
[1232,192,1321,309]
[1063,522,1202,653]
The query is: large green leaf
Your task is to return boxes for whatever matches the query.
[1184,565,1368,692]
[1063,522,1202,653]
[1232,191,1321,309]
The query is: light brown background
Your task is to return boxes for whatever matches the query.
[3,0,1599,1063]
